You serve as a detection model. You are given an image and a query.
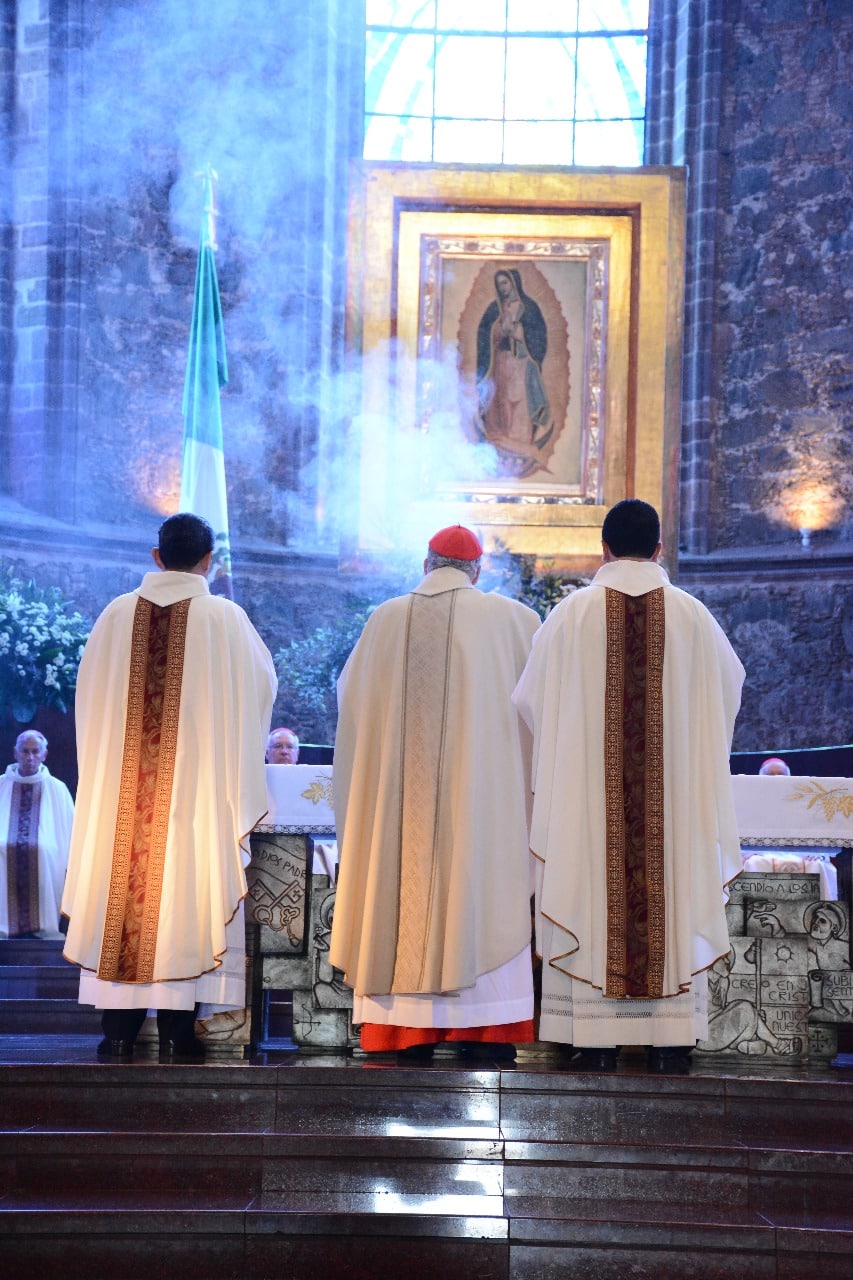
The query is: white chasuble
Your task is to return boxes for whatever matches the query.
[514,559,745,1047]
[0,765,74,938]
[63,569,276,1006]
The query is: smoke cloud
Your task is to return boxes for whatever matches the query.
[47,2,507,556]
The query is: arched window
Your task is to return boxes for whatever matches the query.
[365,1,649,167]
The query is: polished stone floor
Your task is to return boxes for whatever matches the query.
[1,1030,852,1076]
[4,939,852,1274]
[2,1037,852,1279]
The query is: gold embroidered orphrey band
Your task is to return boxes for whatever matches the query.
[7,778,42,935]
[98,596,190,982]
[604,587,666,998]
[392,589,456,992]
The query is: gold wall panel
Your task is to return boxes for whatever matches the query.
[345,163,686,575]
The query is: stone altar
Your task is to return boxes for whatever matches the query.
[221,769,853,1060]
[245,764,355,1052]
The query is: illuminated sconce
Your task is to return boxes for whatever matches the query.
[129,457,182,516]
[776,480,843,550]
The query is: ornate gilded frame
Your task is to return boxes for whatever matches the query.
[345,162,686,573]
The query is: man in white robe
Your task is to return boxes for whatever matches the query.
[330,524,540,1062]
[0,730,74,938]
[513,499,745,1073]
[62,513,277,1061]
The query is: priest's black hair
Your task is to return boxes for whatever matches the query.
[158,512,215,570]
[601,499,660,559]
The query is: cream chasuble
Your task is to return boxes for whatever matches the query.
[331,567,539,1019]
[0,764,74,938]
[63,570,276,1003]
[513,559,745,1047]
[393,588,457,992]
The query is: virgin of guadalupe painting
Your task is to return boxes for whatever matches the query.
[346,162,686,567]
[457,261,573,484]
[476,267,553,475]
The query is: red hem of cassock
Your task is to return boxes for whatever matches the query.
[359,1019,535,1052]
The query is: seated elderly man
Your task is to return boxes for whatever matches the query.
[266,726,300,764]
[0,730,75,937]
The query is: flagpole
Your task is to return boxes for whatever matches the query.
[200,164,219,251]
[179,166,234,598]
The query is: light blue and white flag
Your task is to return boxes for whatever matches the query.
[179,168,233,597]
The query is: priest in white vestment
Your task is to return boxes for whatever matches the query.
[330,524,540,1062]
[0,730,74,938]
[513,499,745,1073]
[62,514,277,1061]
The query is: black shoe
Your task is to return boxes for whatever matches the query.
[565,1048,619,1073]
[97,1037,135,1059]
[647,1046,692,1075]
[457,1041,517,1063]
[158,1036,206,1063]
[396,1042,435,1062]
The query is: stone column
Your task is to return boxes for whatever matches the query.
[645,0,725,556]
[4,0,83,517]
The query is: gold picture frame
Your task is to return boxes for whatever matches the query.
[345,162,686,574]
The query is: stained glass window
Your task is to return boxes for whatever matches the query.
[365,0,648,166]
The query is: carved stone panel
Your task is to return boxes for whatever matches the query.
[288,873,355,1047]
[697,872,850,1063]
[698,936,807,1059]
[729,872,821,908]
[246,832,310,953]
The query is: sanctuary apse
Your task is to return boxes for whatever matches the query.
[0,0,850,752]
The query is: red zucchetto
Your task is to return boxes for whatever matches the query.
[428,524,483,561]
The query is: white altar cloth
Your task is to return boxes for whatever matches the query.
[259,764,335,834]
[732,775,853,849]
[255,770,853,892]
[255,765,338,879]
[731,775,852,901]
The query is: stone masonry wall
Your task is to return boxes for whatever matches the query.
[712,0,853,550]
[0,1,851,756]
[690,572,853,754]
[2,0,362,548]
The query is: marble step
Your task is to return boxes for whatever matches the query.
[0,998,101,1035]
[508,1209,853,1280]
[503,1139,852,1218]
[0,938,66,963]
[0,1206,513,1280]
[2,1129,850,1218]
[0,1062,506,1134]
[3,1064,852,1149]
[0,1130,501,1202]
[0,965,81,998]
[1,1202,851,1280]
[500,1067,853,1151]
[2,1061,851,1279]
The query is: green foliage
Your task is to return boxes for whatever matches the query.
[273,601,375,744]
[515,558,589,619]
[0,571,92,720]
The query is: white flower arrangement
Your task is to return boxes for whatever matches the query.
[0,573,92,721]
